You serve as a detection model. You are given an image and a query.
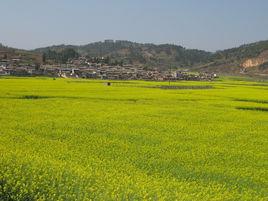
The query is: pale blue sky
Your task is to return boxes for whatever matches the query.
[1,0,268,51]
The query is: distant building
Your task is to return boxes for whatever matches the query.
[115,40,128,43]
[104,39,114,43]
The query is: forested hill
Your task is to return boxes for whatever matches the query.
[214,40,268,60]
[2,40,268,75]
[34,40,268,75]
[34,41,212,69]
[197,40,268,75]
[0,44,42,64]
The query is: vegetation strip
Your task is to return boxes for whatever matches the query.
[236,106,268,112]
[143,85,214,90]
[234,98,268,104]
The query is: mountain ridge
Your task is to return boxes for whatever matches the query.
[1,40,268,76]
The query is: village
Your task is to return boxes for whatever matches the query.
[0,56,217,81]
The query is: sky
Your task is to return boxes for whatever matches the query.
[0,0,268,52]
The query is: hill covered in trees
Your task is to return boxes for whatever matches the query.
[0,44,42,65]
[34,41,212,69]
[197,40,268,75]
[34,40,268,75]
[2,40,268,76]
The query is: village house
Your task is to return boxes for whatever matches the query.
[0,56,218,81]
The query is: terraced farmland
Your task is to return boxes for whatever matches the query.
[0,77,267,200]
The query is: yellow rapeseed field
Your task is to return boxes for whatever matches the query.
[0,77,267,200]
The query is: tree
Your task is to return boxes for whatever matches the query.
[42,53,46,63]
[35,63,40,70]
[104,56,110,65]
[44,48,79,64]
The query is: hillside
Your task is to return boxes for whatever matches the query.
[33,40,268,76]
[0,44,42,65]
[2,40,268,76]
[34,41,212,70]
[197,40,268,75]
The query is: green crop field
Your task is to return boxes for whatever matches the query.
[0,77,267,200]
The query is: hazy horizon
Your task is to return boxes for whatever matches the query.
[1,0,268,51]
